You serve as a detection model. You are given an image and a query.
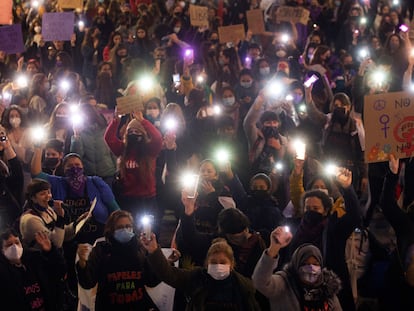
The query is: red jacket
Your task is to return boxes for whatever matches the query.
[104,118,162,197]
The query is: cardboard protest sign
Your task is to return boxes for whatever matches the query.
[0,0,13,25]
[58,0,83,9]
[0,24,25,54]
[189,4,209,28]
[246,9,265,34]
[364,91,414,163]
[42,12,74,41]
[116,95,144,115]
[276,6,310,25]
[218,24,245,44]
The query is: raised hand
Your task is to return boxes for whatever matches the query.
[335,167,352,188]
[267,226,292,258]
[35,231,52,252]
[140,232,158,254]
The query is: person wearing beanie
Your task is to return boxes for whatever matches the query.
[238,173,285,246]
[253,230,342,311]
[104,110,162,234]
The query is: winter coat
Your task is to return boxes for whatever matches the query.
[76,237,159,311]
[252,250,342,311]
[70,125,117,178]
[147,247,261,311]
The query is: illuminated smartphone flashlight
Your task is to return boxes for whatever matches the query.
[303,74,319,88]
[141,215,153,240]
[181,173,199,198]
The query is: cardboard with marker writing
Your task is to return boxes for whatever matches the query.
[0,0,13,25]
[276,6,310,25]
[246,9,265,35]
[116,95,144,115]
[189,4,209,28]
[58,0,83,9]
[364,91,414,163]
[218,24,245,44]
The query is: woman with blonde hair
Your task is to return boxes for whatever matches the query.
[141,235,261,310]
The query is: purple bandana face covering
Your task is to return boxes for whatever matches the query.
[65,167,86,196]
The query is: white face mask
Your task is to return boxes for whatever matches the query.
[299,264,321,284]
[3,244,24,262]
[174,27,181,34]
[207,264,231,280]
[10,117,21,128]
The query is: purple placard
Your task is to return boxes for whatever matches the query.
[0,24,24,54]
[42,12,74,41]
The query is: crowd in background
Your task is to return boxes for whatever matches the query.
[1,0,414,310]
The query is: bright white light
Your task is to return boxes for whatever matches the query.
[409,84,414,92]
[325,163,338,176]
[293,139,306,160]
[138,76,154,92]
[281,34,289,43]
[359,48,369,59]
[266,80,284,97]
[275,162,283,171]
[372,70,386,85]
[284,226,290,233]
[181,172,198,189]
[71,114,83,126]
[31,126,45,141]
[32,0,39,8]
[216,149,230,163]
[285,94,294,101]
[60,80,71,91]
[141,215,151,225]
[196,75,204,83]
[78,21,85,28]
[360,17,367,25]
[213,105,221,115]
[298,104,307,113]
[411,49,414,57]
[393,0,399,6]
[3,92,11,100]
[16,75,28,88]
[165,118,177,131]
[69,104,79,113]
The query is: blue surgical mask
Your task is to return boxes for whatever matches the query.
[113,228,135,243]
[260,67,270,76]
[223,97,235,106]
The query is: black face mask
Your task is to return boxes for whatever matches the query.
[332,107,349,125]
[43,157,59,169]
[251,190,270,200]
[344,64,354,70]
[303,210,325,225]
[210,39,219,44]
[54,116,69,129]
[262,126,279,138]
[127,133,144,146]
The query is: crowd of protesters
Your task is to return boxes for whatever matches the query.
[1,0,414,310]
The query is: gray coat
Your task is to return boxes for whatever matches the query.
[252,251,342,311]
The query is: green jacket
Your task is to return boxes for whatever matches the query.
[148,248,261,311]
[70,125,117,178]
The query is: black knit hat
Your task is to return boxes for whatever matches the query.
[218,208,250,234]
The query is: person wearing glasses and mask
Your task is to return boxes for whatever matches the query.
[77,210,159,310]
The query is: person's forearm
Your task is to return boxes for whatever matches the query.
[31,147,43,176]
